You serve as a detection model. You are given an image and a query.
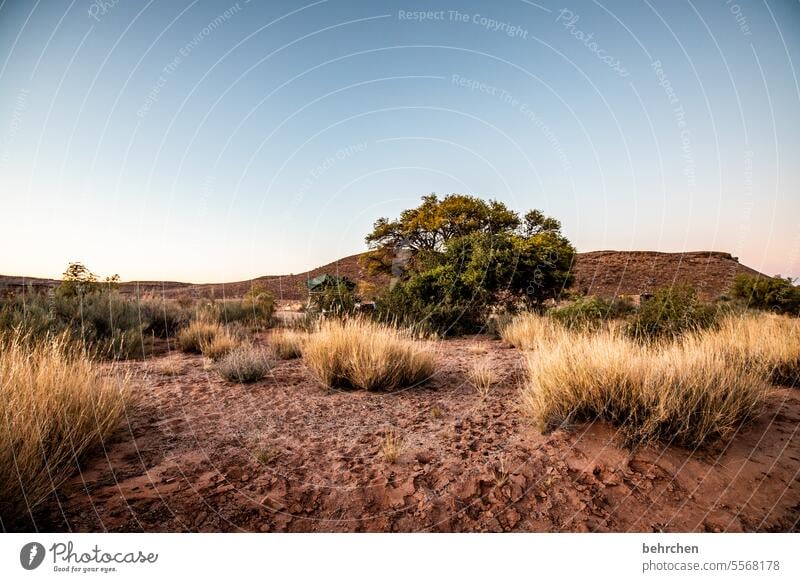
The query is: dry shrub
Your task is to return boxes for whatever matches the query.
[695,313,800,386]
[500,312,568,350]
[468,360,497,400]
[217,344,271,383]
[269,330,306,360]
[303,318,436,391]
[522,327,770,447]
[0,333,130,525]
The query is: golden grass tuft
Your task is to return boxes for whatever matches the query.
[0,333,130,525]
[380,430,403,463]
[302,318,436,391]
[269,330,307,360]
[500,312,568,350]
[201,332,238,361]
[178,320,223,354]
[694,313,800,386]
[468,360,497,401]
[521,324,770,447]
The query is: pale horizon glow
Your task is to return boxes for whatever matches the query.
[1,0,798,283]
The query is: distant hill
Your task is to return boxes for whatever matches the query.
[572,250,766,300]
[0,250,768,302]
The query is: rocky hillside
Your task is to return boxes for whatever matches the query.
[572,250,765,300]
[0,250,767,302]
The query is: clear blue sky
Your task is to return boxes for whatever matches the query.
[1,0,798,282]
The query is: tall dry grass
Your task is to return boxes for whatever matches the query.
[269,330,307,360]
[500,312,569,350]
[517,313,772,447]
[303,318,436,391]
[468,360,497,401]
[693,313,800,386]
[0,333,130,526]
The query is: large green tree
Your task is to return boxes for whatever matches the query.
[368,194,576,334]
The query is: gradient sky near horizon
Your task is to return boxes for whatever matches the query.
[1,0,798,282]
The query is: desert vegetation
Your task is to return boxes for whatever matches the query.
[519,321,770,447]
[1,197,798,532]
[302,318,436,390]
[217,344,272,383]
[364,194,575,335]
[0,332,130,527]
[269,330,307,360]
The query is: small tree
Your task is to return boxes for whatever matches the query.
[58,262,99,298]
[369,194,576,334]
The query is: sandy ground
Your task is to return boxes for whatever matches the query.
[33,335,800,532]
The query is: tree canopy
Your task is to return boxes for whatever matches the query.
[367,194,576,334]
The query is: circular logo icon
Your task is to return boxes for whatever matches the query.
[20,542,46,570]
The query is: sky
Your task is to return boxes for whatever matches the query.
[0,0,798,282]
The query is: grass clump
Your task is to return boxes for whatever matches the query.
[521,327,769,448]
[217,345,271,383]
[0,333,130,526]
[201,333,238,361]
[269,330,306,360]
[499,312,567,350]
[468,360,496,401]
[696,313,800,386]
[303,318,436,391]
[380,430,403,463]
[178,320,224,354]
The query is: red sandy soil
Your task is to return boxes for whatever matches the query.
[30,335,800,533]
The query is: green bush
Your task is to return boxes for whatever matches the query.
[0,289,151,359]
[731,274,800,316]
[626,285,718,341]
[363,195,576,336]
[201,287,275,329]
[375,266,487,336]
[309,281,358,317]
[138,297,193,338]
[549,296,635,331]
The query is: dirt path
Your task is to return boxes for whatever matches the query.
[32,336,800,532]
